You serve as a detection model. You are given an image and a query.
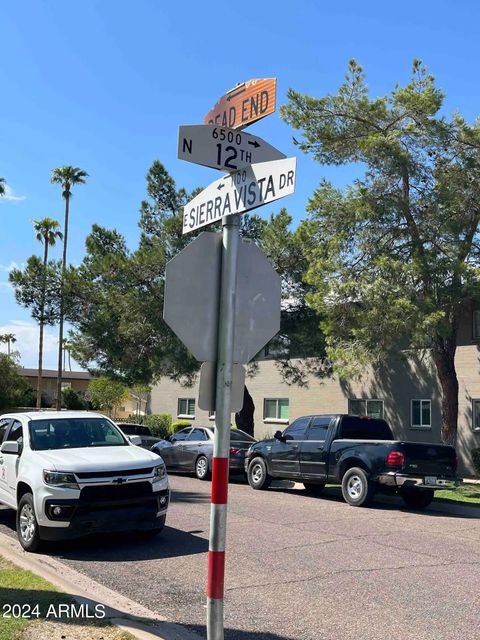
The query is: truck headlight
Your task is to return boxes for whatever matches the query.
[43,470,79,490]
[153,463,166,482]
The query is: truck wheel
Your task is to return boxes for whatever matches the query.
[248,457,272,491]
[400,488,434,509]
[17,494,42,552]
[303,482,326,496]
[195,455,211,480]
[341,467,375,507]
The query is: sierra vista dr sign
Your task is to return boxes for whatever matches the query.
[182,157,297,234]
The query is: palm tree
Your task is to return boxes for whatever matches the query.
[51,166,88,409]
[62,338,72,371]
[33,218,63,409]
[0,177,5,197]
[0,333,16,355]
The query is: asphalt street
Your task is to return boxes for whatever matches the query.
[1,476,479,640]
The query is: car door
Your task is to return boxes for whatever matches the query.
[300,416,332,479]
[269,416,311,477]
[1,419,23,498]
[0,418,12,499]
[162,428,192,468]
[180,428,210,471]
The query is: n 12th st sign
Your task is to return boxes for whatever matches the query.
[178,125,285,173]
[182,157,297,234]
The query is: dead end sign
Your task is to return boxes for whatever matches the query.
[204,78,276,130]
[182,157,297,234]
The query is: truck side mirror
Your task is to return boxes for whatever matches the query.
[1,441,19,455]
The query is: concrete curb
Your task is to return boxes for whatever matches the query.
[0,531,204,640]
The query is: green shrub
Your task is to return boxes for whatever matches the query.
[15,387,52,408]
[472,448,480,477]
[171,420,191,432]
[145,414,172,438]
[62,388,88,410]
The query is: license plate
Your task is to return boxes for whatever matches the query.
[425,476,437,485]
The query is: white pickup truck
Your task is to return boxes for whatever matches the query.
[0,411,169,551]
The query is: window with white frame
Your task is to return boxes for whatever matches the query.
[411,399,431,429]
[472,400,480,431]
[263,398,289,422]
[349,399,384,419]
[178,398,195,418]
[473,311,480,340]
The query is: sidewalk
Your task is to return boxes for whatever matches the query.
[0,532,203,640]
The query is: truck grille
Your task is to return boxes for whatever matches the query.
[80,481,152,504]
[75,467,153,479]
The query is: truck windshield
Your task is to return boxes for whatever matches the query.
[339,416,394,440]
[29,418,128,450]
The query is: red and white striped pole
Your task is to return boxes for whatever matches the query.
[207,213,240,640]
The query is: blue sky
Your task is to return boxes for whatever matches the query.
[1,0,480,369]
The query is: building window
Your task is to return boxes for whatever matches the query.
[411,399,431,429]
[264,398,289,422]
[61,382,72,390]
[473,311,480,340]
[472,400,480,432]
[178,398,195,418]
[349,399,384,419]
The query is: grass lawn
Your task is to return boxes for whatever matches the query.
[434,483,480,506]
[0,557,135,640]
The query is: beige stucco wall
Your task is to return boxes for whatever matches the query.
[150,345,480,476]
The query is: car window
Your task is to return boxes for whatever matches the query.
[5,420,23,442]
[0,419,11,444]
[307,416,332,441]
[172,428,192,442]
[339,416,394,440]
[187,428,209,442]
[283,417,311,440]
[230,429,256,443]
[119,424,137,435]
[29,417,128,450]
[138,426,151,436]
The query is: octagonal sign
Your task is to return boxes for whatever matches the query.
[163,232,280,363]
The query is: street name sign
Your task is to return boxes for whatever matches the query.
[178,124,285,173]
[204,78,276,129]
[182,157,296,234]
[163,232,281,364]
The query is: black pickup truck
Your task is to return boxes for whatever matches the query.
[245,414,460,508]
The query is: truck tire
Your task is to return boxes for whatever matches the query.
[247,457,272,491]
[341,467,375,507]
[303,482,326,496]
[17,493,42,552]
[400,487,434,509]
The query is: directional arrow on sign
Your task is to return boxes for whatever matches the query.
[178,124,286,173]
[182,157,297,234]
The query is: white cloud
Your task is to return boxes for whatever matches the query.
[1,184,26,203]
[0,320,59,369]
[0,261,21,273]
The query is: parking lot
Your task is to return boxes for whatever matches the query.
[1,475,479,640]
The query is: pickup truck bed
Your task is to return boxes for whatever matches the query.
[245,414,460,508]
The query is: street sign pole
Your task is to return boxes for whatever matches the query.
[207,213,240,640]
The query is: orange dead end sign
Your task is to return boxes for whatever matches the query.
[204,78,277,130]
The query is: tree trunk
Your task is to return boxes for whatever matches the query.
[235,386,255,437]
[56,194,70,410]
[432,331,459,447]
[36,240,49,409]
